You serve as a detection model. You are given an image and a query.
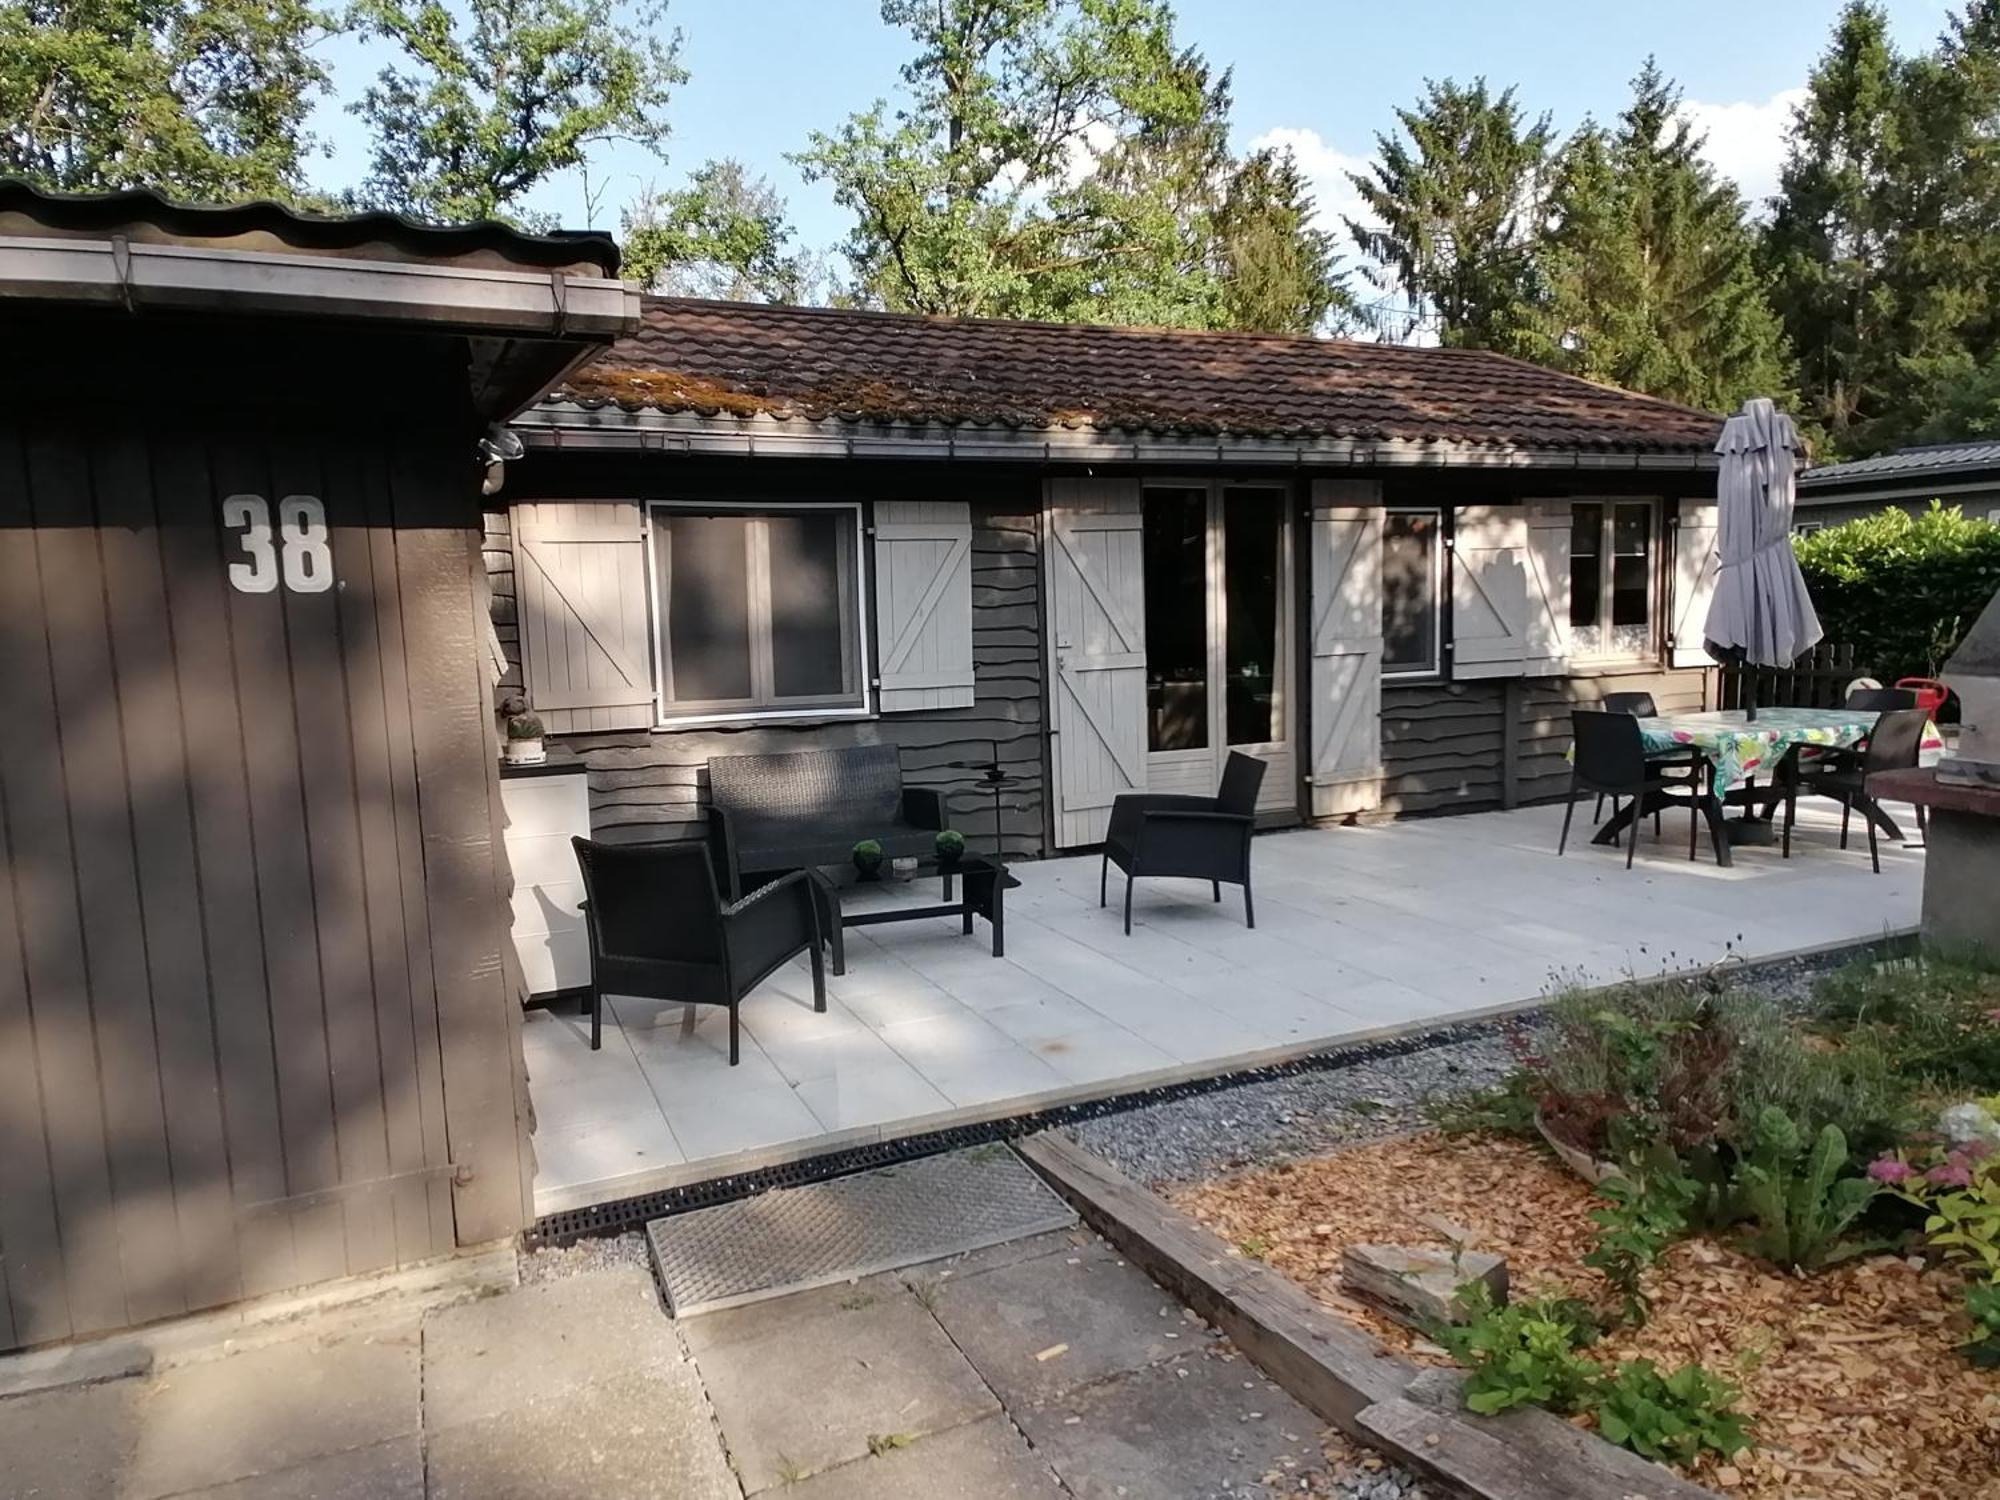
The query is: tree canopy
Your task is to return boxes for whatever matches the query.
[621,159,813,302]
[346,0,684,225]
[0,0,330,201]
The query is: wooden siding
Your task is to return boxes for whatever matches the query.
[1382,668,1709,816]
[485,493,1047,858]
[0,391,527,1350]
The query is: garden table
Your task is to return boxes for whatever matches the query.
[1589,706,1944,854]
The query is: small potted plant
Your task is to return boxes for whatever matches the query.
[500,696,546,766]
[934,828,967,869]
[851,838,884,881]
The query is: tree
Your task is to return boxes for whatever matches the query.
[1344,78,1555,352]
[1542,62,1791,412]
[794,0,1229,323]
[1764,2,1909,451]
[621,160,812,301]
[348,0,685,225]
[0,0,329,201]
[1213,147,1352,335]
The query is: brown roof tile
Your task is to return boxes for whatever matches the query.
[555,297,1724,453]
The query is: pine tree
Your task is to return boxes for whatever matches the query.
[1213,147,1352,335]
[1543,62,1791,412]
[1344,78,1555,351]
[1764,3,1908,451]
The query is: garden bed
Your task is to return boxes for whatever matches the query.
[1176,1133,1998,1500]
[1161,954,2000,1500]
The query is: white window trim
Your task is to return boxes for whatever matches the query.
[645,498,875,730]
[1567,497,1663,666]
[1381,504,1445,680]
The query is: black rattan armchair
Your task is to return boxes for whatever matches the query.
[1100,752,1266,934]
[571,838,824,1059]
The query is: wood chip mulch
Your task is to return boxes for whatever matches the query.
[1172,1133,2000,1500]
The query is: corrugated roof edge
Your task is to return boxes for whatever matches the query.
[1800,439,2000,487]
[0,178,621,275]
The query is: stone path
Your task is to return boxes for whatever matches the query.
[0,1228,1363,1499]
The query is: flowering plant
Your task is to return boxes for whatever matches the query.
[1870,1134,2000,1364]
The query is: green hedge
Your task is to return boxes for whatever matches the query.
[1793,502,2000,685]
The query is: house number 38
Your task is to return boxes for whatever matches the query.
[222,494,333,594]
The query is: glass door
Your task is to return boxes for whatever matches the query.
[1141,484,1293,808]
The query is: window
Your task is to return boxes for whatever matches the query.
[1568,500,1657,658]
[1381,508,1442,676]
[1794,520,1826,536]
[648,503,866,722]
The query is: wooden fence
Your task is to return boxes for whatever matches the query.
[1715,641,1863,712]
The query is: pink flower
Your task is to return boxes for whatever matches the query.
[1868,1156,1917,1185]
[1961,1139,1995,1162]
[1926,1162,1975,1188]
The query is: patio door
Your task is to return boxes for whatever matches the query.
[1141,484,1295,815]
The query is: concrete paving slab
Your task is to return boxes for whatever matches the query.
[914,1226,1095,1285]
[784,1414,1065,1499]
[172,1437,424,1500]
[423,1266,681,1431]
[928,1241,1183,1407]
[0,1376,142,1499]
[1012,1345,1330,1500]
[687,1281,998,1494]
[123,1331,420,1499]
[426,1364,736,1500]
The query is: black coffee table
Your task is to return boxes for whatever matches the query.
[809,856,1007,976]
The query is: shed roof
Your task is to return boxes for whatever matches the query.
[1799,439,2000,492]
[546,296,1724,457]
[0,179,620,276]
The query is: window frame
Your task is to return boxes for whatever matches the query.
[1566,497,1663,664]
[645,498,873,729]
[1380,504,1445,680]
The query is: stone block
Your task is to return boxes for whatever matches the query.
[1340,1243,1508,1329]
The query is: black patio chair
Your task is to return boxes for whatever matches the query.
[1559,709,1705,869]
[1845,686,1917,712]
[1100,752,1266,934]
[571,838,824,1059]
[1592,690,1702,833]
[1782,707,1930,871]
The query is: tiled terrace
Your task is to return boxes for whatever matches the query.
[523,801,1923,1216]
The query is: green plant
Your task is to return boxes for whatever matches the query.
[1235,1234,1272,1261]
[1434,1283,1602,1416]
[504,709,544,740]
[851,838,884,874]
[1427,1069,1539,1137]
[1794,503,2000,686]
[933,828,966,861]
[1584,1170,1697,1327]
[1592,1359,1753,1466]
[1964,1283,2000,1369]
[1733,1108,1882,1272]
[1814,953,2000,1097]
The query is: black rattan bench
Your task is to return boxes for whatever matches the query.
[705,744,945,899]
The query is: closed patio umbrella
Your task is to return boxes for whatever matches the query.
[1705,398,1822,720]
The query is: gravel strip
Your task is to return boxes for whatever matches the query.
[518,1229,650,1286]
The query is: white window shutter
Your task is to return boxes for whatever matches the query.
[1308,481,1383,819]
[1670,498,1720,668]
[511,502,655,733]
[1523,501,1572,676]
[1450,505,1529,678]
[872,500,975,711]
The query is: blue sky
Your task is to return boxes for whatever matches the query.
[309,0,1955,251]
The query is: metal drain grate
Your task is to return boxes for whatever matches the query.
[646,1144,1076,1316]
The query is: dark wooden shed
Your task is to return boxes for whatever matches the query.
[0,183,638,1349]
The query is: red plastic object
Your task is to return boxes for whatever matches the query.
[1895,677,1951,715]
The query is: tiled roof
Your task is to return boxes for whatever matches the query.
[553,298,1724,454]
[1799,440,2000,489]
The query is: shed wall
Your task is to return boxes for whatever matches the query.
[0,400,527,1350]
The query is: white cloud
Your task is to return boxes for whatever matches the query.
[1680,87,1807,211]
[1247,126,1374,239]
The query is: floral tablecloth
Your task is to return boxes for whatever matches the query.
[1636,707,1944,791]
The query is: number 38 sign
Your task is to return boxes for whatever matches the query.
[222,494,333,594]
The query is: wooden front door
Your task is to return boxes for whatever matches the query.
[1139,483,1296,817]
[1046,478,1147,847]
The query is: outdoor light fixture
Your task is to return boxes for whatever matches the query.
[480,424,525,496]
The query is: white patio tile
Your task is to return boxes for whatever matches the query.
[1024,1021,1176,1086]
[792,1060,955,1134]
[915,1044,1068,1110]
[752,1012,906,1086]
[532,1111,684,1199]
[661,1082,828,1163]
